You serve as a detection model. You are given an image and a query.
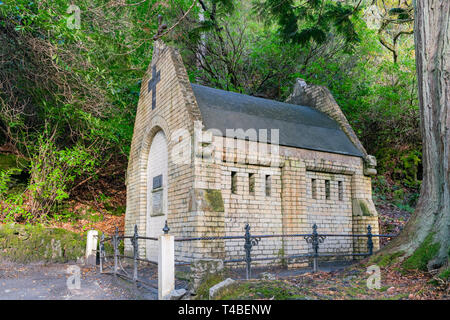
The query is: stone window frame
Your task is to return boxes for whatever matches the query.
[231,171,238,194]
[265,174,272,197]
[248,172,256,196]
[338,180,344,201]
[311,178,317,199]
[325,179,331,200]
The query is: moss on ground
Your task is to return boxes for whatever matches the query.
[380,293,410,300]
[0,223,86,263]
[369,251,404,267]
[402,233,440,271]
[438,268,450,280]
[213,280,308,300]
[194,272,227,300]
[344,283,370,297]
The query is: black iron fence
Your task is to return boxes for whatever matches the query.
[99,225,159,289]
[99,222,397,284]
[173,223,396,279]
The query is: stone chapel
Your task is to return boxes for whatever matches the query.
[124,40,380,263]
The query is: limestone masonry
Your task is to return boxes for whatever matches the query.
[124,41,380,264]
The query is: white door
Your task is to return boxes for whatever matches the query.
[146,130,168,261]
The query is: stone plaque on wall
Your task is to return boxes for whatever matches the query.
[151,189,164,216]
[153,174,162,190]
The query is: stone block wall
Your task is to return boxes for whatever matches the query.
[190,136,380,265]
[305,170,353,254]
[220,162,283,264]
[280,159,308,261]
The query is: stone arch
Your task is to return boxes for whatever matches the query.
[145,130,168,260]
[136,115,171,259]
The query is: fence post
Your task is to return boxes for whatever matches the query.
[113,227,119,276]
[132,224,139,282]
[244,223,253,280]
[158,221,175,300]
[312,224,319,273]
[99,233,104,273]
[85,230,98,265]
[367,225,374,256]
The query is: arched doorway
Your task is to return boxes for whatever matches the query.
[146,130,168,261]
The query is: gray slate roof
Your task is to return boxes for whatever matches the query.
[190,83,363,157]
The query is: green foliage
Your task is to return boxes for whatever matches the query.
[388,7,413,21]
[0,0,168,219]
[27,137,97,217]
[403,233,441,271]
[254,0,359,46]
[438,268,450,281]
[372,176,389,201]
[395,203,415,214]
[0,157,32,222]
[400,150,421,188]
[0,154,27,172]
[393,189,405,201]
[1,194,32,223]
[95,192,125,216]
[0,155,29,200]
[177,2,421,197]
[0,170,14,200]
[373,147,421,208]
[0,0,150,153]
[0,0,422,222]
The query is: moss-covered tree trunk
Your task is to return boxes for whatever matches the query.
[385,0,449,270]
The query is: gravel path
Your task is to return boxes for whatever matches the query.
[0,257,157,300]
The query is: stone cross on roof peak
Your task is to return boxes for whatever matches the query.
[148,64,160,110]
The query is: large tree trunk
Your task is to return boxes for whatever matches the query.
[385,0,449,269]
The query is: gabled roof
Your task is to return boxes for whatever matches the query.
[190,83,363,157]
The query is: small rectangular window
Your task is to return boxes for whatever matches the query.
[311,179,317,199]
[338,181,343,201]
[249,173,255,195]
[265,175,271,197]
[223,143,227,162]
[231,171,237,194]
[325,180,330,200]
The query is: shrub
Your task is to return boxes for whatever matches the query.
[28,137,97,218]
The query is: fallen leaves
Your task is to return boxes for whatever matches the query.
[279,261,449,300]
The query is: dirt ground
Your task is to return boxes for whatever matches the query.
[1,255,448,300]
[0,257,157,300]
[211,259,449,300]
